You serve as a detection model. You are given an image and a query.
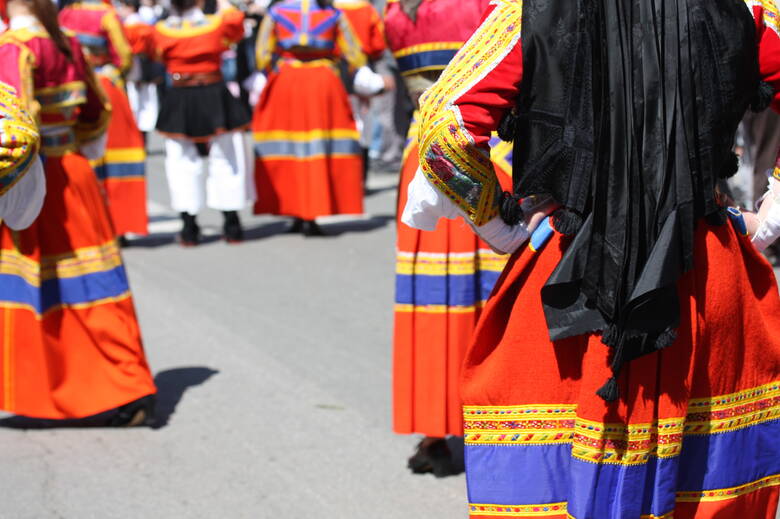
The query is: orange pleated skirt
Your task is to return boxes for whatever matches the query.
[0,153,156,419]
[252,61,364,220]
[93,75,148,236]
[393,136,513,437]
[464,217,780,518]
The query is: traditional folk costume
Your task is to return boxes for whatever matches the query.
[333,0,386,176]
[152,5,254,244]
[123,12,158,134]
[387,0,507,473]
[59,0,148,237]
[403,0,780,517]
[252,0,367,226]
[0,16,156,422]
[0,82,45,231]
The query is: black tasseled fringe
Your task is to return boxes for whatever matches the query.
[497,110,521,142]
[718,152,739,179]
[751,81,775,113]
[499,191,524,226]
[552,208,584,236]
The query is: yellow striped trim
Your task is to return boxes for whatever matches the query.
[254,129,361,142]
[0,291,132,320]
[393,41,464,59]
[396,250,508,275]
[395,302,485,314]
[464,381,780,465]
[676,473,780,503]
[0,240,123,287]
[155,14,223,39]
[103,147,146,163]
[469,502,568,517]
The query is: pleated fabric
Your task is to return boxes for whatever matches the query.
[252,61,364,220]
[92,75,148,236]
[463,218,780,518]
[0,153,156,419]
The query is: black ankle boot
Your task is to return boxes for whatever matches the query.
[180,212,200,246]
[107,395,156,427]
[223,211,243,243]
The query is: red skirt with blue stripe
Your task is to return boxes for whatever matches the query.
[463,217,780,518]
[0,152,155,419]
[92,74,148,236]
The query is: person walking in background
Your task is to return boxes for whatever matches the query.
[385,0,505,477]
[251,0,380,236]
[152,0,254,246]
[404,0,780,516]
[59,0,149,240]
[117,0,160,141]
[0,0,156,426]
[334,0,386,180]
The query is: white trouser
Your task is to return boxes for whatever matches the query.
[126,81,159,133]
[164,131,255,215]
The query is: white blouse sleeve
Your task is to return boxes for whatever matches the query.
[0,156,45,230]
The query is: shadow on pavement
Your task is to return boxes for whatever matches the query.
[151,367,218,429]
[312,215,394,237]
[0,366,218,430]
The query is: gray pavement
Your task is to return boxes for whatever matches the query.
[0,135,466,519]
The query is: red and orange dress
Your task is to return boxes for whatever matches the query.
[334,0,385,61]
[387,0,508,442]
[59,0,148,237]
[252,0,366,222]
[403,0,780,517]
[122,12,158,134]
[0,15,156,420]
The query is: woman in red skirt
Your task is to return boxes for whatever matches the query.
[386,0,506,477]
[59,0,148,238]
[0,0,156,425]
[252,0,369,236]
[404,0,780,517]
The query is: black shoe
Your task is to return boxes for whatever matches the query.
[222,211,244,243]
[107,395,156,427]
[304,220,325,237]
[407,439,455,477]
[287,218,305,234]
[180,212,200,246]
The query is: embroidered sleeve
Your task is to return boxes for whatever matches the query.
[417,0,523,226]
[220,7,246,45]
[336,12,367,70]
[102,10,133,73]
[0,81,40,198]
[254,13,276,72]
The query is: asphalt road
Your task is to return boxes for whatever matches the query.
[0,135,466,519]
[1,135,778,518]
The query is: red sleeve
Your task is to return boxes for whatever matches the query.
[365,6,386,60]
[220,8,246,45]
[753,3,780,112]
[0,39,33,108]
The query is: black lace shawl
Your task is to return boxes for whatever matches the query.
[505,0,762,400]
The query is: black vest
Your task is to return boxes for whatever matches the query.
[504,0,763,400]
